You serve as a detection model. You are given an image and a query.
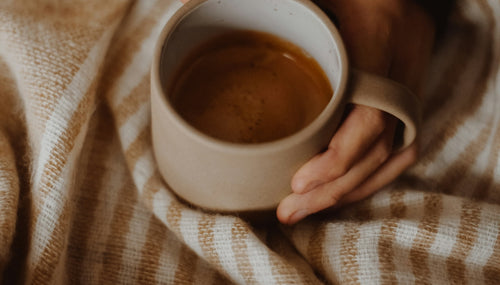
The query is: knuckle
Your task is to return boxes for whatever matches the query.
[324,148,349,178]
[327,187,345,206]
[357,107,386,134]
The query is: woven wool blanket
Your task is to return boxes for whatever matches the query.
[0,0,499,284]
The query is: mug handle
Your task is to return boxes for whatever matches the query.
[347,69,421,151]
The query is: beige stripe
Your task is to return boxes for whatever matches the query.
[377,190,406,284]
[136,215,168,285]
[390,190,407,219]
[173,244,198,284]
[114,74,150,127]
[211,271,231,285]
[97,182,137,284]
[340,223,361,284]
[306,223,328,279]
[409,193,443,285]
[420,1,495,164]
[446,201,481,284]
[166,200,183,238]
[198,215,222,270]
[267,250,318,285]
[124,127,150,168]
[65,107,115,284]
[21,41,100,128]
[267,225,320,284]
[355,198,374,221]
[231,220,257,284]
[484,231,500,285]
[138,174,158,209]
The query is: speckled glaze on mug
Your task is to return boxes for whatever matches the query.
[151,0,420,212]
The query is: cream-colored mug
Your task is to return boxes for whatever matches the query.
[151,0,420,212]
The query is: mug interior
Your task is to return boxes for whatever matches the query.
[159,0,347,145]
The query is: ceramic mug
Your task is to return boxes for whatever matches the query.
[151,0,420,212]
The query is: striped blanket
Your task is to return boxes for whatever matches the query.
[0,0,499,284]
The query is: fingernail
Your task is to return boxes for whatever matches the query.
[288,209,309,224]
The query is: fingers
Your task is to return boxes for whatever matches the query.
[338,143,418,205]
[291,105,394,193]
[277,122,396,225]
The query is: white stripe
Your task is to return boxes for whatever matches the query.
[119,207,151,283]
[212,217,245,283]
[396,191,426,283]
[325,223,345,284]
[118,0,158,34]
[370,189,392,218]
[108,0,182,110]
[132,149,155,194]
[245,233,276,284]
[427,196,463,283]
[152,185,175,217]
[356,222,382,284]
[178,209,203,256]
[464,205,500,284]
[119,102,150,150]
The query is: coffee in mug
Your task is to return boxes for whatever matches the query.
[169,30,333,143]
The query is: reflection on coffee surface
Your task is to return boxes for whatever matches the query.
[170,30,333,143]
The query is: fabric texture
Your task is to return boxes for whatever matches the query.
[0,0,499,284]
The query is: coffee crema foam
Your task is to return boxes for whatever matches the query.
[169,30,333,143]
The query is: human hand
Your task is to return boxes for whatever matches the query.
[276,0,436,224]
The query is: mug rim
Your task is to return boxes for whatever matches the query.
[151,0,349,153]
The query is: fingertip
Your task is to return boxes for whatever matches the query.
[276,207,308,225]
[276,201,293,224]
[276,194,307,225]
[287,209,309,225]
